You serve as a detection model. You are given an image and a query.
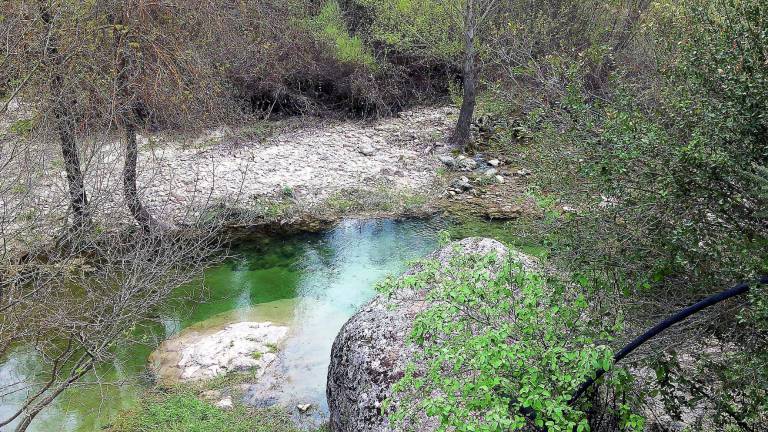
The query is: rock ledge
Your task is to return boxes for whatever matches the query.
[150,321,289,382]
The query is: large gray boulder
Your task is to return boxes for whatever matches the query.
[327,238,534,432]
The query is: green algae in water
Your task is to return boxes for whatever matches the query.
[0,218,443,432]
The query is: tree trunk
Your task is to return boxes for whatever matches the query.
[54,92,90,231]
[450,0,477,150]
[112,8,157,232]
[123,118,156,232]
[40,4,90,231]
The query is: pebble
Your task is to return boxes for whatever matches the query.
[216,397,233,410]
[458,158,477,171]
[438,155,456,167]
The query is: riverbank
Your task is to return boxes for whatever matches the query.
[5,104,550,247]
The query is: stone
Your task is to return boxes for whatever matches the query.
[457,157,477,171]
[515,168,531,176]
[358,144,376,156]
[216,397,233,410]
[149,321,288,383]
[599,195,619,208]
[437,155,456,168]
[201,390,222,400]
[450,177,472,192]
[495,175,505,184]
[484,168,498,177]
[485,206,522,220]
[488,159,500,167]
[327,239,537,432]
[296,403,312,414]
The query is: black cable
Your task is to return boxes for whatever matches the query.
[568,275,768,405]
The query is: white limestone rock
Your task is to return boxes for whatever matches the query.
[150,321,288,383]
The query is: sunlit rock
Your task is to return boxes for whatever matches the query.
[149,321,288,383]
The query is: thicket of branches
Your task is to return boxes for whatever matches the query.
[343,0,768,429]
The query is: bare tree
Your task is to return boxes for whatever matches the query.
[0,228,224,432]
[110,4,158,232]
[38,2,91,231]
[0,3,238,429]
[450,0,498,149]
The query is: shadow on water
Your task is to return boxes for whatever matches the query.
[0,218,444,432]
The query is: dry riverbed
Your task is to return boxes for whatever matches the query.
[5,103,547,241]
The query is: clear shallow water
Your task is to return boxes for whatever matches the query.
[0,218,442,432]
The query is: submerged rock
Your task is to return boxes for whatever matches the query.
[149,321,288,383]
[327,238,534,432]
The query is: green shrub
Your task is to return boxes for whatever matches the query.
[311,1,377,68]
[353,0,462,63]
[380,249,642,431]
[501,0,768,428]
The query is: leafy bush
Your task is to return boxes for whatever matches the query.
[311,1,377,68]
[380,249,643,431]
[353,0,462,63]
[492,0,768,428]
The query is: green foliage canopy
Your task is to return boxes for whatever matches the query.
[379,248,644,431]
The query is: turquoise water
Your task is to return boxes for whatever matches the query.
[0,218,442,431]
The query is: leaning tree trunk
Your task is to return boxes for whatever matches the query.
[40,5,90,231]
[450,0,477,150]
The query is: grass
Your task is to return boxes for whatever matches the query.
[236,121,277,142]
[445,216,549,259]
[323,186,429,216]
[9,118,35,136]
[108,389,324,432]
